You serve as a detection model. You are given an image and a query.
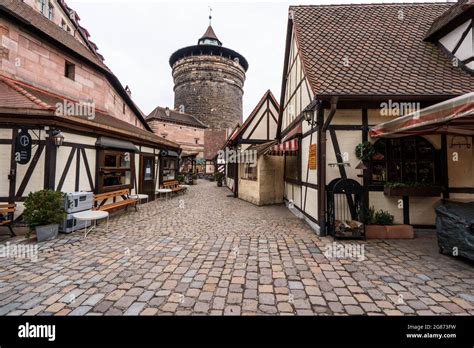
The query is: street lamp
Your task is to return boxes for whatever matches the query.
[51,130,64,147]
[302,99,321,127]
[303,108,316,126]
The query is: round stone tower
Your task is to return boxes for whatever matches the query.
[169,25,248,130]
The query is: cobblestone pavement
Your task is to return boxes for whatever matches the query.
[0,180,473,316]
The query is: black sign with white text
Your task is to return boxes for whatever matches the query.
[14,129,32,165]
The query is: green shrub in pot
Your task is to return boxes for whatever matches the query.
[214,172,225,186]
[373,209,394,225]
[355,141,375,161]
[23,190,65,242]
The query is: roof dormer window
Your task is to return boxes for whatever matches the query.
[425,1,474,73]
[61,19,70,33]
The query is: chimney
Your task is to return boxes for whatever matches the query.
[125,85,132,98]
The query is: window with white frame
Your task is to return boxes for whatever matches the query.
[38,0,47,15]
[48,2,54,20]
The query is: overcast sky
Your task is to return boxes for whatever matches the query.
[69,0,453,119]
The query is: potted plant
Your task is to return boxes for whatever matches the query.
[364,206,413,239]
[192,173,198,184]
[177,174,185,184]
[383,182,442,197]
[22,189,65,242]
[355,141,375,162]
[214,172,225,187]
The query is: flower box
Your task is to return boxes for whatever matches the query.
[366,224,414,239]
[383,186,442,197]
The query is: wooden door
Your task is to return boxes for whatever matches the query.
[139,155,155,200]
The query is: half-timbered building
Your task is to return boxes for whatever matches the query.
[277,1,474,236]
[223,90,283,206]
[0,0,180,217]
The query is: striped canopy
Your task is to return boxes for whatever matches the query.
[267,138,299,156]
[369,92,474,138]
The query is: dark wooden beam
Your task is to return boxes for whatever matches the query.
[75,145,81,191]
[16,143,45,199]
[403,196,410,225]
[44,135,57,190]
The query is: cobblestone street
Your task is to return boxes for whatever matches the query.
[0,180,473,316]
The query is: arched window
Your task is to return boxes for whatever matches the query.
[370,136,439,185]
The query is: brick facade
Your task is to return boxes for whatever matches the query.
[147,120,205,158]
[0,18,144,129]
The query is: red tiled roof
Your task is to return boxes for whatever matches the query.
[0,78,53,110]
[204,129,228,160]
[290,3,474,98]
[0,76,179,149]
[146,106,208,129]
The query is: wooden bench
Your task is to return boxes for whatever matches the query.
[0,203,16,237]
[93,189,138,213]
[162,180,187,195]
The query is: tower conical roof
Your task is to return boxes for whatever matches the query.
[198,25,222,46]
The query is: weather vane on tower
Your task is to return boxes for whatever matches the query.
[209,6,213,25]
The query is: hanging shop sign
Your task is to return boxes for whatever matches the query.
[308,144,317,170]
[15,129,32,165]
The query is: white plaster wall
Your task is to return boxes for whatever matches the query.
[447,136,473,188]
[0,144,11,196]
[369,192,404,224]
[301,186,318,221]
[63,133,96,146]
[141,146,154,154]
[326,130,363,184]
[55,145,76,193]
[243,107,265,139]
[409,197,440,225]
[327,109,362,125]
[82,148,95,192]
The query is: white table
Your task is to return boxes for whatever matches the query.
[179,185,190,188]
[156,189,172,201]
[72,210,109,238]
[128,194,149,205]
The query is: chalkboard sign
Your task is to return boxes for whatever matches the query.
[15,129,32,165]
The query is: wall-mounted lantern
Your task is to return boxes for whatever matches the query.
[51,130,64,147]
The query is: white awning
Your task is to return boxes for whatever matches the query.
[370,93,474,138]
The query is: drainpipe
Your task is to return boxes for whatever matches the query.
[318,97,338,236]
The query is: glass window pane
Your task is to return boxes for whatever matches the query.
[403,138,417,160]
[390,139,402,160]
[417,162,434,184]
[372,162,387,182]
[388,161,402,182]
[144,159,153,181]
[104,154,117,167]
[403,161,417,183]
